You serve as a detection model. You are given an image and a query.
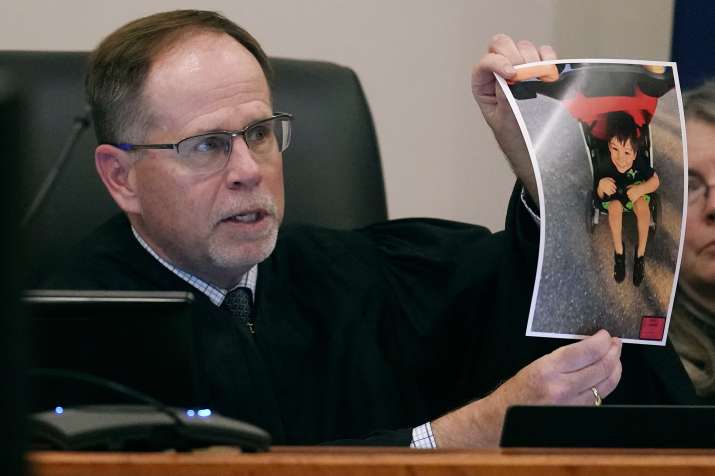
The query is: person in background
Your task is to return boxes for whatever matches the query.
[669,80,715,401]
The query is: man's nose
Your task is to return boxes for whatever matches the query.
[224,137,262,188]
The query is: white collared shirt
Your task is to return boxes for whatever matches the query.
[131,227,257,302]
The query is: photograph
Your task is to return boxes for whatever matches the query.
[499,60,688,344]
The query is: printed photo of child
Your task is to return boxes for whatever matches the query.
[499,61,687,344]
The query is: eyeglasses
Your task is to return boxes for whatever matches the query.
[688,172,715,206]
[114,113,293,174]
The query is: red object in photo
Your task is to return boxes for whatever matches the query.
[639,316,666,340]
[563,86,659,140]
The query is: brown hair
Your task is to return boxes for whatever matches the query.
[86,10,272,144]
[683,80,715,125]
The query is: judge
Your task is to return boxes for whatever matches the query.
[46,10,689,447]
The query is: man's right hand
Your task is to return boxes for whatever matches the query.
[597,177,617,199]
[432,330,622,447]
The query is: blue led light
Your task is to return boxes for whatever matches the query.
[186,409,196,417]
[197,409,212,418]
[54,406,64,415]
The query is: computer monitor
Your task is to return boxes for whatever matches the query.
[25,290,202,412]
[501,405,715,448]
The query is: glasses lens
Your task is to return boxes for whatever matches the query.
[688,173,706,205]
[172,115,292,173]
[177,133,231,171]
[276,116,293,152]
[245,116,293,154]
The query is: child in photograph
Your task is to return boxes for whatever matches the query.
[596,111,660,286]
[504,62,682,341]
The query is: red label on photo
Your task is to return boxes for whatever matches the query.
[639,316,666,340]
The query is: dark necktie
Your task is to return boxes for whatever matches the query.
[221,287,255,334]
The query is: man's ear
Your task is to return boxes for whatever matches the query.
[95,144,141,214]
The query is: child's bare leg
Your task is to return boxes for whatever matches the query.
[607,200,624,254]
[633,197,651,257]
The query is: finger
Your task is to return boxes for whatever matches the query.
[538,44,558,61]
[598,345,623,397]
[575,358,623,405]
[563,338,622,392]
[510,64,558,83]
[515,39,540,64]
[488,33,524,68]
[473,53,516,95]
[548,329,612,373]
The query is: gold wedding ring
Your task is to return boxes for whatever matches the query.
[591,387,602,406]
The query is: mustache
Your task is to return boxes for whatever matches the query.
[215,194,278,221]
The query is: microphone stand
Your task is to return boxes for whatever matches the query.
[21,112,91,229]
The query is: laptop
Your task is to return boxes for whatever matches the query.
[501,405,715,448]
[24,290,202,412]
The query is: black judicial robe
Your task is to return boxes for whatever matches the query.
[43,187,695,445]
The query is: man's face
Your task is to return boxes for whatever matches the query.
[125,32,284,287]
[608,137,637,173]
[681,119,715,293]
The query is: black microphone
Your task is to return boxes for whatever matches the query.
[21,108,91,229]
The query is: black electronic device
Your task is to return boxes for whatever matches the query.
[29,404,270,452]
[501,405,715,448]
[24,289,272,452]
[25,290,202,411]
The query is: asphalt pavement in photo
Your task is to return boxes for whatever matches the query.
[516,89,685,341]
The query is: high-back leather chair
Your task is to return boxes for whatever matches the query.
[0,52,387,286]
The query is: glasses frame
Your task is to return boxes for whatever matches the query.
[688,172,715,206]
[113,112,293,168]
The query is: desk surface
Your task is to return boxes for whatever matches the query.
[28,447,715,476]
